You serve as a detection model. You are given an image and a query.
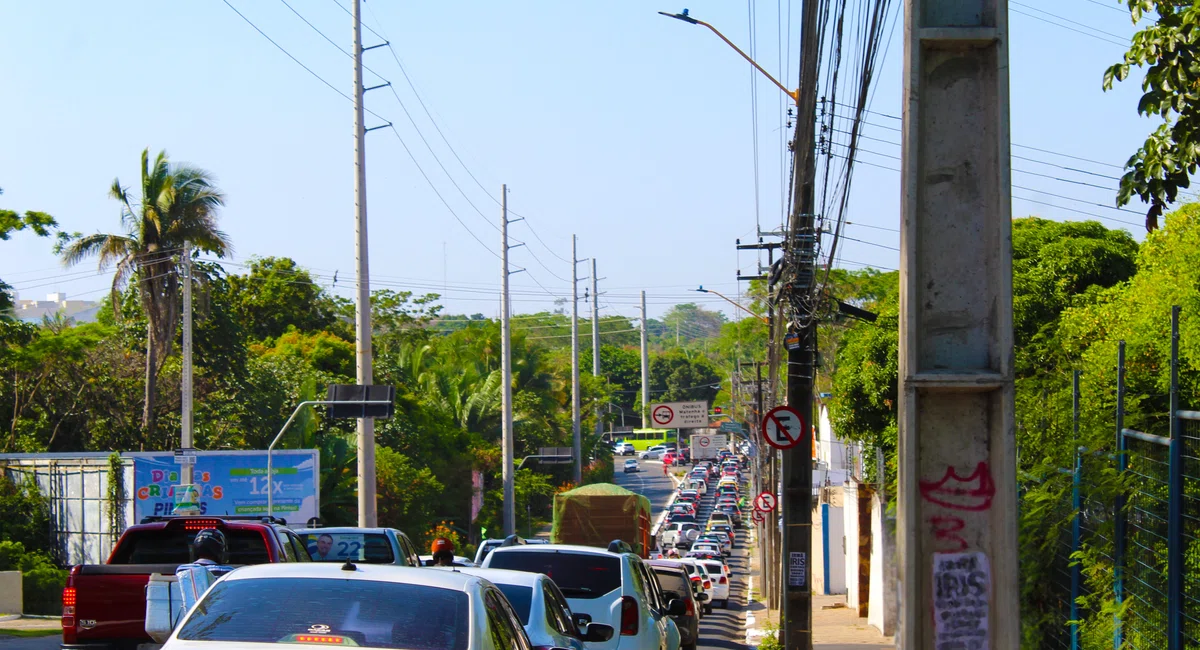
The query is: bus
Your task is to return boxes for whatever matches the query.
[604,428,678,451]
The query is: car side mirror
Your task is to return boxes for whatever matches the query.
[666,598,687,616]
[697,593,710,602]
[572,613,593,628]
[581,623,614,642]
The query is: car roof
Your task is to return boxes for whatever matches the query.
[293,527,396,535]
[488,543,627,558]
[451,567,544,588]
[221,562,486,591]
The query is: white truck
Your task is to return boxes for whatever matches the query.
[689,432,728,460]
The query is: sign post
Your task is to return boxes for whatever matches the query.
[754,491,779,513]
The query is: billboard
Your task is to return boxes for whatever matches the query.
[133,450,319,525]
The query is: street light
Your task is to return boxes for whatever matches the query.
[658,9,800,105]
[695,286,769,323]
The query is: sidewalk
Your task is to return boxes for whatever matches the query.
[742,529,893,649]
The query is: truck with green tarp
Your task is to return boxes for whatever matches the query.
[551,483,652,557]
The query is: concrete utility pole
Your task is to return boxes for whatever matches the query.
[351,0,377,528]
[898,0,1017,647]
[592,259,602,436]
[500,185,516,536]
[180,241,193,487]
[779,0,821,642]
[640,291,650,426]
[571,236,582,484]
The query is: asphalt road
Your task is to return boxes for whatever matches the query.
[0,635,58,650]
[616,459,749,650]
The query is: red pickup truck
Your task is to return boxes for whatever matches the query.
[61,516,311,650]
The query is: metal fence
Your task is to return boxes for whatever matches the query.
[1037,307,1200,650]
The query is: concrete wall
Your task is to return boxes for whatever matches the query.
[824,501,847,595]
[867,493,897,636]
[0,571,21,615]
[843,482,862,609]
[812,502,826,594]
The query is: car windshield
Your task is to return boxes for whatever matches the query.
[494,583,534,625]
[300,533,394,564]
[176,577,469,650]
[651,569,691,602]
[486,551,621,600]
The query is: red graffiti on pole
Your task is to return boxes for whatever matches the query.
[919,462,995,512]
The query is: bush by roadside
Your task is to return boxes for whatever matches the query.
[0,541,66,615]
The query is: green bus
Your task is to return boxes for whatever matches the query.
[605,429,678,451]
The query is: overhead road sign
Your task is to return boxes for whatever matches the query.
[761,405,808,450]
[649,401,708,428]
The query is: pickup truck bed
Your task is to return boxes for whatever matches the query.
[62,517,307,650]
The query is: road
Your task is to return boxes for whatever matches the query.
[616,459,749,650]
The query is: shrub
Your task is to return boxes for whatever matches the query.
[0,541,66,615]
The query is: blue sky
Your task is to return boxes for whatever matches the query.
[0,1,1153,322]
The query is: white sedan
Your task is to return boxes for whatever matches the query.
[453,568,614,650]
[162,561,554,650]
[639,445,668,460]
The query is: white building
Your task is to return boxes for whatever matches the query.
[12,292,101,323]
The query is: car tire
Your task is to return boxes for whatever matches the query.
[683,643,697,650]
[721,599,729,609]
[704,604,712,614]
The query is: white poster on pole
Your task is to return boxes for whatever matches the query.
[648,401,708,428]
[932,551,990,649]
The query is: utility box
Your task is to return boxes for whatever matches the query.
[552,483,651,557]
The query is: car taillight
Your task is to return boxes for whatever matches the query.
[703,581,711,589]
[620,596,639,635]
[719,576,728,585]
[61,586,76,628]
[684,597,695,616]
[182,519,222,530]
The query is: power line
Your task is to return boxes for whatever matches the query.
[1010,1,1130,44]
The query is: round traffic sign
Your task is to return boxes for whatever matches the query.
[698,436,711,448]
[751,510,765,524]
[652,404,674,426]
[754,491,778,513]
[761,405,808,450]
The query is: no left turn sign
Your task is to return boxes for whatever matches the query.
[754,491,778,513]
[761,405,808,450]
[652,405,674,426]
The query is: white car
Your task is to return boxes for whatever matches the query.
[683,478,707,495]
[685,543,722,559]
[639,445,668,460]
[624,459,640,473]
[694,534,731,556]
[453,567,615,650]
[484,542,684,650]
[659,522,701,549]
[614,442,636,456]
[163,561,548,650]
[696,560,731,609]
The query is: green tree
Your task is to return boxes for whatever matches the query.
[58,149,229,441]
[1103,1,1200,230]
[227,257,340,341]
[376,446,444,544]
[660,303,727,345]
[649,350,722,405]
[0,187,58,316]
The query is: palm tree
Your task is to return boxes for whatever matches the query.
[60,149,229,443]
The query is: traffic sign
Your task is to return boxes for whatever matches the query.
[761,405,808,450]
[754,491,778,513]
[751,509,765,524]
[697,436,711,448]
[648,401,708,428]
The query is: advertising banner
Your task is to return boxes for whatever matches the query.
[133,450,319,524]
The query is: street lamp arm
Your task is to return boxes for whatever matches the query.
[696,287,769,323]
[659,11,799,105]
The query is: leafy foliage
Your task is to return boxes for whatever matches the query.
[1103,2,1200,230]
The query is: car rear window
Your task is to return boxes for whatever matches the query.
[112,527,269,564]
[651,568,691,600]
[177,577,469,650]
[487,551,621,600]
[701,561,724,576]
[300,533,394,564]
[493,583,534,625]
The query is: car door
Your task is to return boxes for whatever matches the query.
[486,588,533,650]
[633,561,675,650]
[542,581,583,650]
